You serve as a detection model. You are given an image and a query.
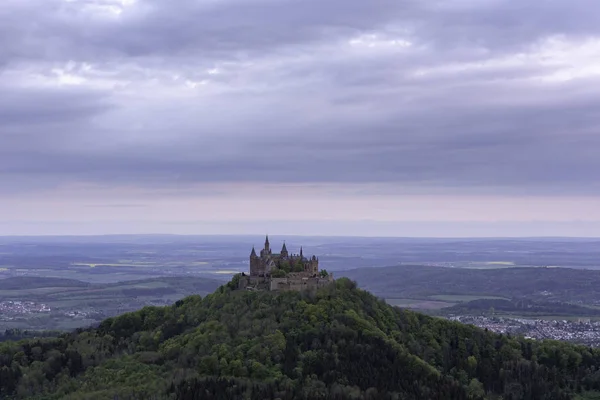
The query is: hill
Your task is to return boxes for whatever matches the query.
[342,265,600,304]
[0,277,91,290]
[2,276,600,399]
[442,298,600,318]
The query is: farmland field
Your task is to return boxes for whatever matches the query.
[385,298,455,310]
[429,295,510,302]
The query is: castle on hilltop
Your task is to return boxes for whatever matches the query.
[239,236,334,292]
[250,235,319,277]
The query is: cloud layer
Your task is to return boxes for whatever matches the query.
[2,0,600,200]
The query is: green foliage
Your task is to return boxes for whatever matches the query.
[227,273,242,290]
[467,378,485,399]
[0,329,62,343]
[320,269,329,277]
[278,260,291,273]
[1,277,600,399]
[271,269,287,278]
[292,260,304,273]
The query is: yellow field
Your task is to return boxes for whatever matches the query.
[72,263,155,268]
[485,261,515,266]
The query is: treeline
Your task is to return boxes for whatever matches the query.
[1,277,600,398]
[0,329,61,343]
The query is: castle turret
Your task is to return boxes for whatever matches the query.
[281,242,288,258]
[264,235,271,254]
[249,246,258,275]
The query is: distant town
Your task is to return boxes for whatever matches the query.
[0,301,51,315]
[449,315,600,347]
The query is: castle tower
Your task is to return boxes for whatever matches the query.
[264,235,271,254]
[249,247,258,275]
[281,242,288,258]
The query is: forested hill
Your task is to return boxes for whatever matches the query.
[2,277,600,399]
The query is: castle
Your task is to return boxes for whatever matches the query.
[250,235,319,277]
[239,236,334,292]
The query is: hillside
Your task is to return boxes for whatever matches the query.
[1,276,600,399]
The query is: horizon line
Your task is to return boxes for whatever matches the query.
[0,233,599,240]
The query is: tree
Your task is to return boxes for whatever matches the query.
[292,260,304,273]
[467,378,485,399]
[279,261,291,273]
[271,269,287,278]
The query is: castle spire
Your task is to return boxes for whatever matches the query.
[300,246,303,258]
[281,241,288,257]
[250,246,257,257]
[264,235,270,253]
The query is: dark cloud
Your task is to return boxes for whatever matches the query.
[1,0,600,197]
[0,0,408,65]
[3,0,600,64]
[0,86,111,128]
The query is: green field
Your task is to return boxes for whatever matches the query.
[461,261,522,269]
[385,298,455,310]
[72,262,157,268]
[385,295,510,311]
[429,294,510,302]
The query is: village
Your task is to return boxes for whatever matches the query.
[450,315,600,347]
[0,300,51,317]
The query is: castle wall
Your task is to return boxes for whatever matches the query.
[239,275,271,291]
[269,276,333,292]
[270,278,290,291]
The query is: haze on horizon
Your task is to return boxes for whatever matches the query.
[1,0,600,237]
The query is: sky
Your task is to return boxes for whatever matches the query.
[1,0,600,237]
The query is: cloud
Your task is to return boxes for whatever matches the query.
[1,0,600,199]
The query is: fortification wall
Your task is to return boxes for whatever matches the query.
[239,275,271,291]
[269,276,334,292]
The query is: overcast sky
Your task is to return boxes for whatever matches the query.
[1,0,600,236]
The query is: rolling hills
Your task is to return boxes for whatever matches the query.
[342,265,600,305]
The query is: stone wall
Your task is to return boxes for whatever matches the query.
[269,276,334,292]
[239,273,335,293]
